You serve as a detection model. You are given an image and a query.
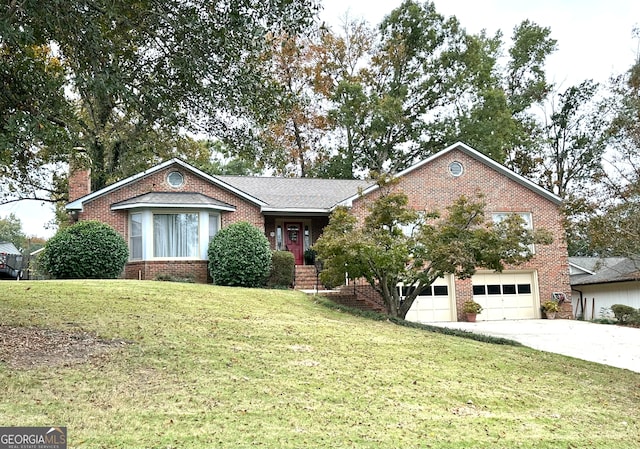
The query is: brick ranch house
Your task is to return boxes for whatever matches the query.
[66,142,572,322]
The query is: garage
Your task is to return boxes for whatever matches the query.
[472,271,539,320]
[403,275,455,323]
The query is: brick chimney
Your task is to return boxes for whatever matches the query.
[68,149,92,202]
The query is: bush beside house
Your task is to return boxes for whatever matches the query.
[41,220,128,279]
[268,251,295,288]
[208,221,271,287]
[611,304,640,326]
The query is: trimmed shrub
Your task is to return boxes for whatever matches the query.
[267,251,295,288]
[208,221,271,287]
[611,304,637,324]
[41,220,128,279]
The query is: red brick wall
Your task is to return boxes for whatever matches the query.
[350,148,571,320]
[125,260,210,283]
[76,163,264,282]
[69,169,91,202]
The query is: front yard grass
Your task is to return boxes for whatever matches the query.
[1,280,638,448]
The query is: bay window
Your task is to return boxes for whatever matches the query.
[128,210,221,260]
[153,213,199,257]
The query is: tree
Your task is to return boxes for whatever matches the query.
[531,80,608,199]
[0,213,27,250]
[336,1,470,175]
[585,55,640,257]
[313,180,552,319]
[1,0,318,205]
[215,3,559,180]
[441,20,557,168]
[192,140,261,176]
[256,33,332,177]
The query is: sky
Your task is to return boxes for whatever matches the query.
[2,0,639,239]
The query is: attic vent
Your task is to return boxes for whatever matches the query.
[448,161,464,177]
[167,171,184,188]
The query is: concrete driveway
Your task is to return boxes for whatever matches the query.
[429,319,640,373]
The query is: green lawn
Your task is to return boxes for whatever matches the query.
[1,280,638,449]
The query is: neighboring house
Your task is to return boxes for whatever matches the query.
[0,242,23,279]
[66,142,571,322]
[570,257,640,319]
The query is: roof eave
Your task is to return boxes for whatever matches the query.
[572,277,640,287]
[569,261,596,275]
[261,207,331,215]
[111,203,236,212]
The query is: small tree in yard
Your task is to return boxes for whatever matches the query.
[41,220,128,279]
[313,182,553,319]
[208,222,272,287]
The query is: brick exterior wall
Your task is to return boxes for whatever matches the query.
[72,163,264,281]
[349,149,571,320]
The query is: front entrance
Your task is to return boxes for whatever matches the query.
[284,222,304,265]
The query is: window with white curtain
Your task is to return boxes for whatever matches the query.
[153,213,199,257]
[130,213,142,260]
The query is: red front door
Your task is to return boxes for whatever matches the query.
[284,222,304,265]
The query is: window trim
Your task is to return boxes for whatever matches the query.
[167,171,185,188]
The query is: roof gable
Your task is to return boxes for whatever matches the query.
[66,159,268,211]
[343,142,561,206]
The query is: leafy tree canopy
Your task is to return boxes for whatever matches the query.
[1,0,318,204]
[0,213,27,250]
[234,2,558,180]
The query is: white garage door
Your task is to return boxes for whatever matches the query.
[404,276,454,323]
[472,271,538,321]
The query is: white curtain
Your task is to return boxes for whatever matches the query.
[154,213,199,257]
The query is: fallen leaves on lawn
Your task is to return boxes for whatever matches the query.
[0,325,131,369]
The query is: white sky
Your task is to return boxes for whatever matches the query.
[2,0,639,239]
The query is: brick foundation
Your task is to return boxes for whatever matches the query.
[125,260,210,283]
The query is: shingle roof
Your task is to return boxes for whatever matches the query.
[111,192,235,211]
[0,242,20,254]
[570,257,640,286]
[215,176,373,210]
